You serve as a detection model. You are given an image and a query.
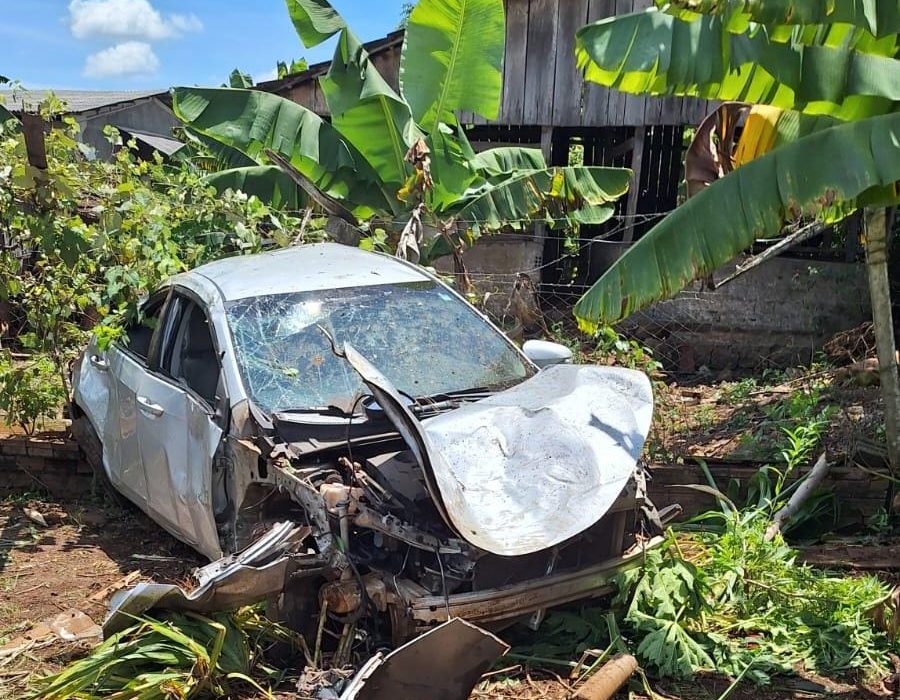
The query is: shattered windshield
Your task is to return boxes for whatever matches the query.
[225,281,531,414]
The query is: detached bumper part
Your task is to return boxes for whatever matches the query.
[340,618,509,700]
[103,522,310,636]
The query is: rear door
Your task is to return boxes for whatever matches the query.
[101,293,169,505]
[134,291,225,560]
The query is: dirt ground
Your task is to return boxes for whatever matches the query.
[1,494,895,700]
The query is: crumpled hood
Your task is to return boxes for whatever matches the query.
[342,343,653,557]
[422,364,653,555]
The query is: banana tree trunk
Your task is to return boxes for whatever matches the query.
[865,208,900,479]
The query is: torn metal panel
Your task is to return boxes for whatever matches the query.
[340,618,509,700]
[344,342,653,556]
[103,522,311,636]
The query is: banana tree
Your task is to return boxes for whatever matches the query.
[573,0,900,472]
[172,0,631,263]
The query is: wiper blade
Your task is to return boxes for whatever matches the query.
[277,405,353,418]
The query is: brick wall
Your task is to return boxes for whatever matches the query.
[0,433,92,498]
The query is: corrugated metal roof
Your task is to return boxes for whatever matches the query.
[0,90,166,114]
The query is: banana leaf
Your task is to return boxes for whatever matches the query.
[204,165,306,209]
[573,112,900,331]
[179,126,257,171]
[451,166,631,232]
[172,87,394,216]
[658,0,900,39]
[228,68,253,88]
[321,29,421,190]
[575,10,900,120]
[400,0,506,131]
[285,0,346,48]
[471,147,547,175]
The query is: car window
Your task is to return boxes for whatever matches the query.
[163,297,220,406]
[120,294,165,362]
[225,281,532,414]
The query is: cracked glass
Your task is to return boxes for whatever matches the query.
[225,281,531,413]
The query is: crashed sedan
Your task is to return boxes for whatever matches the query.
[72,242,664,643]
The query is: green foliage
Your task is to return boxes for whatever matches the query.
[0,352,66,434]
[400,0,506,132]
[618,520,896,683]
[30,607,301,699]
[0,100,319,415]
[574,112,900,329]
[175,0,631,257]
[573,0,900,330]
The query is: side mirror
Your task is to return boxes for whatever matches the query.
[522,340,574,369]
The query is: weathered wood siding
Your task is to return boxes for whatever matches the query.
[494,0,710,127]
[275,1,709,128]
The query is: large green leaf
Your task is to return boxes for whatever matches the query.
[180,126,257,172]
[400,0,506,132]
[573,112,900,331]
[575,10,900,120]
[321,29,421,190]
[285,0,346,48]
[471,147,547,175]
[172,87,394,216]
[660,0,900,39]
[450,166,631,232]
[204,166,305,210]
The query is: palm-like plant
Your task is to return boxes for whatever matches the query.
[572,0,900,470]
[173,0,631,263]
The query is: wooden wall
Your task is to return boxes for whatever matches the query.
[275,1,711,129]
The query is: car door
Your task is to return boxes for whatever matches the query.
[95,292,169,506]
[134,291,225,560]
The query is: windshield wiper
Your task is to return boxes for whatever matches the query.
[277,405,354,418]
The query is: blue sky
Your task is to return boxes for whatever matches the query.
[1,0,407,91]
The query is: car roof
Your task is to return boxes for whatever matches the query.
[187,242,431,302]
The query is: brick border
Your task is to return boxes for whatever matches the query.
[0,432,92,498]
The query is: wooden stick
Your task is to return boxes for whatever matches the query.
[574,653,638,700]
[765,453,830,541]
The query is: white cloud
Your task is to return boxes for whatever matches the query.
[83,41,159,78]
[69,0,202,41]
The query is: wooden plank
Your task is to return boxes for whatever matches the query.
[523,0,560,125]
[373,45,401,93]
[552,0,590,125]
[583,0,616,126]
[659,96,684,125]
[501,0,530,125]
[623,128,645,242]
[606,0,634,126]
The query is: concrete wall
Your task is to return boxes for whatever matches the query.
[434,233,544,322]
[621,254,872,371]
[76,98,178,161]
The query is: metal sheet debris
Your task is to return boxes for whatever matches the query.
[103,521,309,635]
[340,618,509,700]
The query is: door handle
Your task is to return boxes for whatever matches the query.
[89,354,108,371]
[136,396,165,417]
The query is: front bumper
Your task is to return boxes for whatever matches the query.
[409,535,663,629]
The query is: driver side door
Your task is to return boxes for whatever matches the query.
[134,291,226,560]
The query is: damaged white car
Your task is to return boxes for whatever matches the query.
[72,243,667,643]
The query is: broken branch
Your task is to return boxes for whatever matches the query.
[765,453,830,542]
